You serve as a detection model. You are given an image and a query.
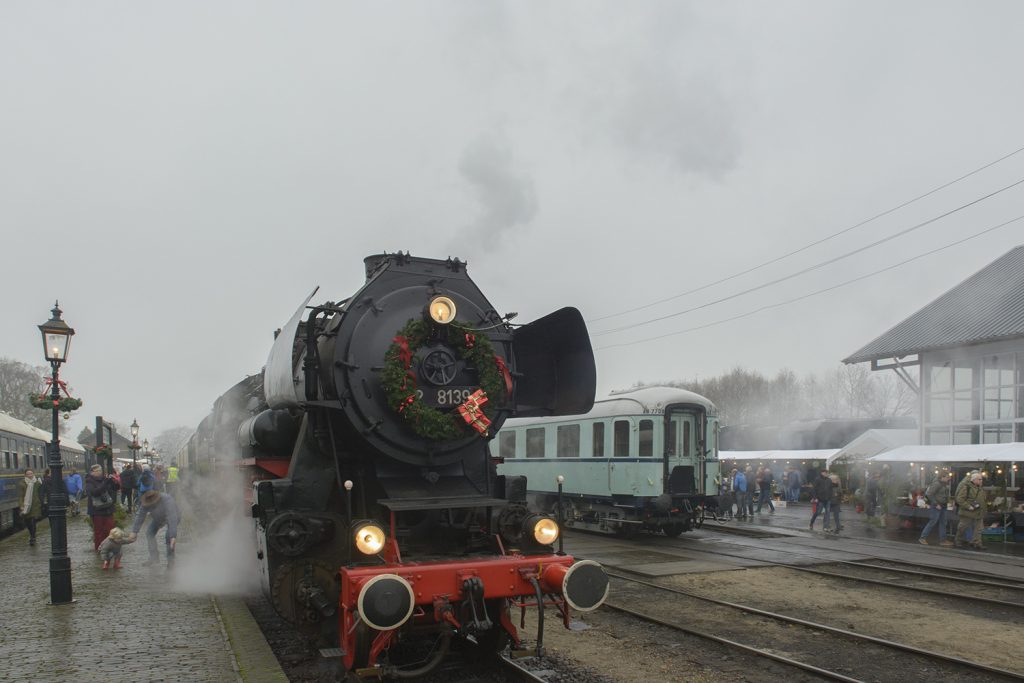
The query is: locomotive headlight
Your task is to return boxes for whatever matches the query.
[427,296,457,325]
[527,515,560,545]
[354,523,386,555]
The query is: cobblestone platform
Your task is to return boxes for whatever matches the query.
[0,517,288,683]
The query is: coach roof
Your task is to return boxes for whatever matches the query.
[504,386,716,427]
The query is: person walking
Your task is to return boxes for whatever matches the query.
[744,466,756,518]
[783,467,797,502]
[954,471,987,550]
[166,461,180,498]
[85,464,120,551]
[809,469,833,531]
[129,489,180,568]
[919,471,953,546]
[864,470,880,521]
[756,467,775,513]
[827,473,843,534]
[17,469,43,546]
[120,463,137,513]
[65,468,84,516]
[732,468,748,520]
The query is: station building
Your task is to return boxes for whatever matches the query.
[844,244,1024,447]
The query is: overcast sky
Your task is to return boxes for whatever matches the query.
[3,2,1023,441]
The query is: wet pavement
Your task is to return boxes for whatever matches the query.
[0,516,287,683]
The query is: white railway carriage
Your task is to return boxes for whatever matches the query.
[495,387,721,536]
[0,411,86,533]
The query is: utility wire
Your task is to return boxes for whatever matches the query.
[588,145,1024,324]
[595,214,1024,351]
[592,176,1024,337]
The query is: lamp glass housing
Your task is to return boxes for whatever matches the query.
[427,296,457,325]
[130,419,140,441]
[354,523,386,555]
[43,332,71,362]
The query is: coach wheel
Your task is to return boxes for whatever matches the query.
[613,519,639,539]
[661,523,686,538]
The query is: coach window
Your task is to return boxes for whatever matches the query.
[683,422,691,458]
[613,420,630,457]
[557,424,580,458]
[638,419,654,457]
[526,428,546,458]
[499,431,517,459]
[592,423,605,457]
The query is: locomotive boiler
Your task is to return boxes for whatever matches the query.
[203,253,609,678]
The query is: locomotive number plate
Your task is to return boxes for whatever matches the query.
[420,387,477,408]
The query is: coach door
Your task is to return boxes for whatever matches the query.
[664,406,700,495]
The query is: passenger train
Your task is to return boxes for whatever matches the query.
[0,411,86,533]
[190,253,609,679]
[495,386,722,536]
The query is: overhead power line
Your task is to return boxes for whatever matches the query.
[595,213,1024,351]
[592,176,1024,337]
[588,144,1024,324]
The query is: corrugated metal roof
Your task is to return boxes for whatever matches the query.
[844,245,1024,364]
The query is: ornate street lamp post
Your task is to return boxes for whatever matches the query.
[143,439,150,465]
[129,418,141,467]
[38,301,75,605]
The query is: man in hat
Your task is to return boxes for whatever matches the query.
[919,471,953,546]
[128,489,180,567]
[954,471,987,550]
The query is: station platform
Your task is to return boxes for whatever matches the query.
[0,516,288,683]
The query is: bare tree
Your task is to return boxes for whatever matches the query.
[153,426,194,462]
[0,357,51,430]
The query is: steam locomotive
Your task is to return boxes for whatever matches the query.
[190,253,609,678]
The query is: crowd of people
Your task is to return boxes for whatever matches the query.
[18,460,182,569]
[720,464,1004,548]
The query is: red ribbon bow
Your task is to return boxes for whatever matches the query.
[494,356,512,396]
[392,335,413,367]
[457,389,491,436]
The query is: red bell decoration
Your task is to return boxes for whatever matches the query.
[457,389,491,436]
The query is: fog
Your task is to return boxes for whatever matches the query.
[2,3,1023,439]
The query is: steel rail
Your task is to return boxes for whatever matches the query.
[655,528,1024,597]
[845,558,1024,588]
[775,563,1024,609]
[495,653,549,683]
[601,601,863,683]
[606,571,1024,681]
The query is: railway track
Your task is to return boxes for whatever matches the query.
[604,570,1024,682]
[650,529,1024,607]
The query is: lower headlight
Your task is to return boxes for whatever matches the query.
[529,515,560,545]
[354,522,386,555]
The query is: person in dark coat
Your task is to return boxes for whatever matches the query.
[809,469,833,531]
[120,463,137,513]
[85,464,120,551]
[17,469,43,546]
[954,471,987,549]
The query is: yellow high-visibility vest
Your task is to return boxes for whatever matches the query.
[167,466,179,483]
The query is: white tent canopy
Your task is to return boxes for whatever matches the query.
[720,449,839,463]
[828,429,918,466]
[867,442,1024,464]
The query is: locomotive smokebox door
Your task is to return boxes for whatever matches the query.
[512,307,596,417]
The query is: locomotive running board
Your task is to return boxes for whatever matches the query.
[377,496,509,511]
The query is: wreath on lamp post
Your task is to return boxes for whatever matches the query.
[381,319,511,441]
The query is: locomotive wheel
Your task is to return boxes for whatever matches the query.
[270,560,339,636]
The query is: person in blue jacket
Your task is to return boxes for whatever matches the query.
[732,468,748,520]
[64,469,83,515]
